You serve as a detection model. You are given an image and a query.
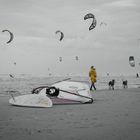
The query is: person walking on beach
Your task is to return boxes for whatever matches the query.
[89,66,97,90]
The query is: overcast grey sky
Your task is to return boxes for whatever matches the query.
[0,0,140,76]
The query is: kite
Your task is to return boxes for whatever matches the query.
[129,56,135,67]
[2,29,14,44]
[100,22,107,26]
[84,13,97,30]
[55,30,64,41]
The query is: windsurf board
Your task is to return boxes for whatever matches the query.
[9,94,52,108]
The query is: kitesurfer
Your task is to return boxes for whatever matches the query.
[89,66,97,90]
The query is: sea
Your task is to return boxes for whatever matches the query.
[0,74,140,96]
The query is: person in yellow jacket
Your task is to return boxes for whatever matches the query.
[89,66,97,90]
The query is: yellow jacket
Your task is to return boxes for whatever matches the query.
[89,68,97,83]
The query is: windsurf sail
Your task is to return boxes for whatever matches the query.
[59,89,93,103]
[32,81,93,104]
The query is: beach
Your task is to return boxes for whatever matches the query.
[0,85,140,140]
[0,0,140,139]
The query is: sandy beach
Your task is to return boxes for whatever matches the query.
[0,0,140,139]
[0,87,140,140]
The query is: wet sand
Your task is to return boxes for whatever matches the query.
[0,88,140,140]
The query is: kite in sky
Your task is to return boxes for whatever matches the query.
[55,30,64,41]
[2,29,14,44]
[84,13,97,30]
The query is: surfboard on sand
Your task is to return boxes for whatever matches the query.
[9,94,52,108]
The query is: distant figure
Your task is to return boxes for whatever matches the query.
[136,73,139,78]
[9,74,14,78]
[108,79,115,90]
[89,66,97,90]
[122,80,128,88]
[14,62,16,65]
[107,73,109,76]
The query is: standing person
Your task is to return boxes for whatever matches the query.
[136,73,139,78]
[89,66,97,90]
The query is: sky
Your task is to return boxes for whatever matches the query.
[0,0,140,76]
